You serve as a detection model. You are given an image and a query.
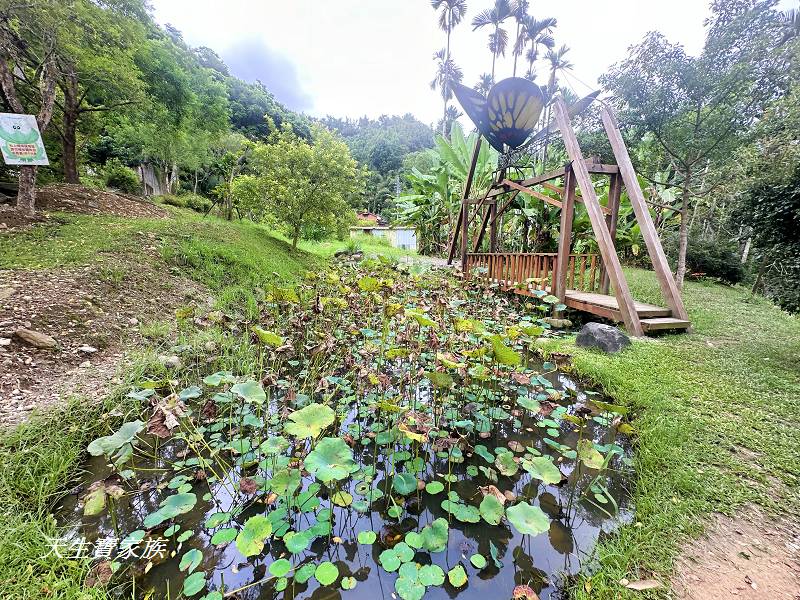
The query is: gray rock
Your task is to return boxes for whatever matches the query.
[160,355,182,369]
[14,328,57,349]
[575,322,630,353]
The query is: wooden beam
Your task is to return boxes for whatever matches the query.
[479,190,518,248]
[448,137,482,265]
[502,179,562,209]
[489,199,498,252]
[601,106,689,322]
[473,203,492,252]
[554,98,644,336]
[601,173,622,294]
[554,166,576,304]
[542,182,564,195]
[485,166,567,199]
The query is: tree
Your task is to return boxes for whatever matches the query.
[475,73,493,95]
[430,48,463,137]
[510,0,529,76]
[472,0,512,80]
[601,0,788,288]
[522,17,557,80]
[0,1,59,215]
[249,124,362,248]
[431,0,468,135]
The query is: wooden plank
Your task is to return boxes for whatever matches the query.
[641,317,691,331]
[601,106,689,322]
[554,97,644,336]
[554,167,575,303]
[601,173,623,294]
[542,182,564,195]
[489,200,498,252]
[448,137,482,265]
[501,180,563,209]
[473,203,493,252]
[485,166,567,199]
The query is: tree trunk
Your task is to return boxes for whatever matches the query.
[675,170,692,290]
[61,73,80,184]
[292,225,301,249]
[442,30,451,138]
[521,217,529,252]
[17,167,37,215]
[741,236,752,264]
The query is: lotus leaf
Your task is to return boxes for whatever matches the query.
[470,553,487,569]
[314,561,339,586]
[87,420,143,457]
[269,558,291,577]
[304,437,355,482]
[495,452,519,476]
[393,473,417,495]
[425,371,453,389]
[210,528,237,545]
[522,455,563,484]
[396,577,425,600]
[284,530,313,553]
[380,549,401,571]
[284,403,335,438]
[179,548,203,574]
[488,335,522,366]
[230,380,266,404]
[425,481,444,494]
[202,371,235,386]
[260,436,289,455]
[341,576,357,590]
[479,494,504,525]
[517,396,541,412]
[507,502,550,536]
[577,439,604,469]
[448,564,468,587]
[357,530,377,545]
[235,515,272,557]
[421,517,448,553]
[418,564,445,586]
[182,572,206,596]
[294,562,316,584]
[251,326,283,347]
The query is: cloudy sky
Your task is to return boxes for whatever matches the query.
[150,0,794,125]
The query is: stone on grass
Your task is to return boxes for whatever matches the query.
[575,322,630,353]
[14,328,57,349]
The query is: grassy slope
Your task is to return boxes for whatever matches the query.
[0,206,416,598]
[541,268,800,599]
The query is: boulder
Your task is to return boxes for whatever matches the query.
[14,328,57,349]
[575,322,630,353]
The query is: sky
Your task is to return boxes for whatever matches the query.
[150,0,795,125]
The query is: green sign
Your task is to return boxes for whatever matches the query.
[0,113,49,166]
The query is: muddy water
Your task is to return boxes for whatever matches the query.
[57,366,633,600]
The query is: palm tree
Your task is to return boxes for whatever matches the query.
[472,0,512,81]
[522,16,557,80]
[780,8,800,44]
[431,49,464,137]
[431,0,468,134]
[437,105,464,138]
[475,73,493,95]
[545,45,573,96]
[510,0,529,77]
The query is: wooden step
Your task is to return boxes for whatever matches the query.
[640,317,691,332]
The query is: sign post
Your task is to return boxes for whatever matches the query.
[0,113,49,166]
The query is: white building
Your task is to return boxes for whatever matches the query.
[349,226,417,251]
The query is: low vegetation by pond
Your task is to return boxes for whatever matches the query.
[59,260,634,599]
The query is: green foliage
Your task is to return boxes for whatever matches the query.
[683,235,745,284]
[103,158,142,195]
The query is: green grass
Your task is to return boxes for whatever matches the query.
[539,268,800,599]
[293,233,419,260]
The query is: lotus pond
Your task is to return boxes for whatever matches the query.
[58,259,634,600]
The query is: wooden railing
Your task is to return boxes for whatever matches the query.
[465,252,602,293]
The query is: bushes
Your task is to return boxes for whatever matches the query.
[161,193,213,213]
[103,159,141,195]
[685,237,745,284]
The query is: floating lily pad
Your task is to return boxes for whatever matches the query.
[522,455,563,484]
[357,530,377,545]
[479,494,504,525]
[448,564,468,587]
[284,403,335,439]
[470,553,487,569]
[304,437,354,483]
[235,515,272,557]
[507,502,550,536]
[269,558,291,577]
[179,549,203,574]
[393,473,418,495]
[230,380,266,404]
[495,452,519,476]
[425,481,444,494]
[210,528,237,546]
[314,561,339,586]
[182,571,206,596]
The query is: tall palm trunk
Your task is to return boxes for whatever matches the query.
[512,21,521,76]
[442,27,451,137]
[491,25,499,79]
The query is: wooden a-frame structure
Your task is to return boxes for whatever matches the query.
[448,98,689,336]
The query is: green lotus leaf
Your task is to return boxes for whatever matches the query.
[474,444,495,463]
[294,562,316,584]
[479,494,504,526]
[395,576,425,600]
[251,326,283,347]
[522,455,563,484]
[421,517,448,553]
[380,549,401,571]
[202,371,235,386]
[357,530,377,545]
[230,380,266,404]
[269,558,291,577]
[488,335,522,366]
[304,437,355,483]
[331,490,353,506]
[577,439,604,469]
[393,473,417,495]
[205,512,231,528]
[83,486,106,516]
[87,420,144,456]
[393,541,414,562]
[425,371,453,389]
[260,436,289,455]
[454,504,480,523]
[179,548,203,574]
[284,530,312,554]
[210,528,237,545]
[448,564,468,587]
[418,564,445,586]
[495,451,519,476]
[235,515,272,557]
[470,553,487,569]
[182,571,206,596]
[271,469,301,495]
[489,540,503,567]
[517,396,541,412]
[284,403,335,438]
[425,481,444,494]
[507,502,550,536]
[314,561,339,586]
[341,576,357,590]
[405,531,424,549]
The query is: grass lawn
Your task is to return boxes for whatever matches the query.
[541,268,800,599]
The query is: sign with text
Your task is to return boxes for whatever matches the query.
[0,113,49,166]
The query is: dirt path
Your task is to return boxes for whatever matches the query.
[674,506,800,599]
[0,261,207,430]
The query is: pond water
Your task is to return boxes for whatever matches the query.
[57,362,633,600]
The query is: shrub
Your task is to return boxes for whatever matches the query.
[103,159,141,195]
[685,237,745,284]
[161,194,187,208]
[182,193,213,213]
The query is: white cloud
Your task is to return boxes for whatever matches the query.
[150,0,794,125]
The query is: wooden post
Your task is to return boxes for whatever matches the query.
[600,106,689,321]
[489,199,498,252]
[553,98,644,336]
[448,137,483,265]
[554,166,576,304]
[460,198,469,274]
[601,173,622,294]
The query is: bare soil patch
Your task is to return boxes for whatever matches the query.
[674,506,800,599]
[0,259,208,431]
[0,184,167,231]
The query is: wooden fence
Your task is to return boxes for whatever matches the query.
[465,252,602,293]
